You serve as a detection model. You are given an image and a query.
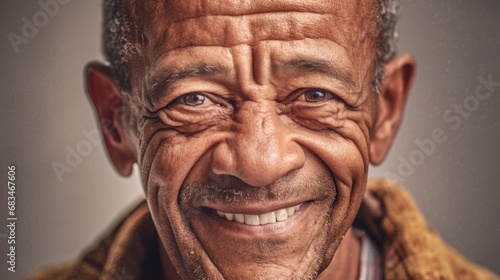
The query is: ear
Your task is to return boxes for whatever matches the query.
[85,62,136,176]
[369,54,416,165]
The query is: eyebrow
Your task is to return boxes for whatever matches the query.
[274,58,357,89]
[146,64,224,104]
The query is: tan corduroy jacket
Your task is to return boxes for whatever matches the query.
[27,180,499,279]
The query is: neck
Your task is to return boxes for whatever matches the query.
[159,239,182,280]
[317,227,362,280]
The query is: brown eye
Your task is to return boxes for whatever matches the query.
[178,93,209,106]
[303,89,332,102]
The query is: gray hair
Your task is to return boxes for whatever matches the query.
[102,0,399,93]
[375,0,400,92]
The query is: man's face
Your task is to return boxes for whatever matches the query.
[92,0,404,278]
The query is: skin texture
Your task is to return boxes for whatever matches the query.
[86,0,416,279]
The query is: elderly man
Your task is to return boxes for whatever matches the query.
[30,0,498,279]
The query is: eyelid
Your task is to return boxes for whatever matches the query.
[293,88,339,102]
[152,79,228,108]
[169,92,208,105]
[167,91,234,110]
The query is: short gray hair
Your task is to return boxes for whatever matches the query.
[374,0,400,92]
[102,0,399,93]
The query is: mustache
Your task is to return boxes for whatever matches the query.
[179,171,337,209]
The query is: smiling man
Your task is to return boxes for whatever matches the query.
[28,0,499,279]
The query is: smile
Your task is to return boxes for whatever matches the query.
[215,204,303,226]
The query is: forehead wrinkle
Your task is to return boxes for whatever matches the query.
[131,0,379,95]
[159,0,343,23]
[159,12,341,53]
[169,10,330,25]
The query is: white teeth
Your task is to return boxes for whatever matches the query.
[276,209,288,222]
[215,204,303,226]
[234,214,245,224]
[225,213,234,221]
[259,212,273,225]
[244,214,260,226]
[258,213,269,225]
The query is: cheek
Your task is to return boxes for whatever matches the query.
[288,102,372,183]
[159,104,232,134]
[288,106,372,222]
[138,125,229,277]
[139,121,227,210]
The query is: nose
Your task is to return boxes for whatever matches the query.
[210,101,305,187]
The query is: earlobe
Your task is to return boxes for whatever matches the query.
[369,54,416,165]
[85,62,136,176]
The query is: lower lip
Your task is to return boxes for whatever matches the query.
[197,202,311,239]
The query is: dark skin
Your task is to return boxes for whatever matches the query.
[86,0,415,279]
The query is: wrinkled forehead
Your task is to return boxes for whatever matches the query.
[133,0,378,54]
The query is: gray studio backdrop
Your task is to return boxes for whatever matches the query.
[0,0,499,279]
